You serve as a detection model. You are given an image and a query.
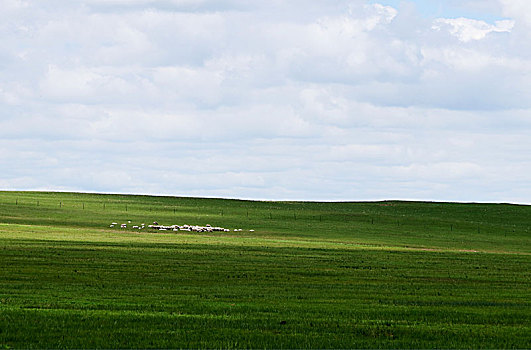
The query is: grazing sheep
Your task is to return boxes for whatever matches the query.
[128,221,231,234]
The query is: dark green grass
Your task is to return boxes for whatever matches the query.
[0,191,530,348]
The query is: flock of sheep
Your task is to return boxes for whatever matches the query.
[109,221,254,233]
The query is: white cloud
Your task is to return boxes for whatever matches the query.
[432,17,514,42]
[40,65,131,101]
[499,0,531,26]
[0,1,530,203]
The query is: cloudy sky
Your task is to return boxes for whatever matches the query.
[1,0,530,203]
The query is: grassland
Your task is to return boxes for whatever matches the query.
[0,191,529,348]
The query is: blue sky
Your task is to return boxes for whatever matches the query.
[1,0,530,203]
[370,0,497,20]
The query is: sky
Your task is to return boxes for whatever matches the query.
[1,0,530,203]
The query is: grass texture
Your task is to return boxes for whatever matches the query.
[0,191,529,348]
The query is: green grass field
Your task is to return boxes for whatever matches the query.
[0,191,530,348]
